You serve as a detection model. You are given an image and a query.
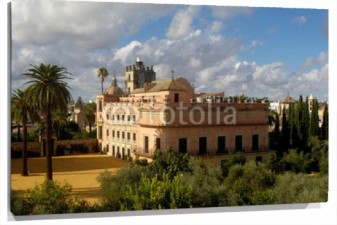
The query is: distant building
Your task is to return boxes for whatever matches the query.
[97,59,270,162]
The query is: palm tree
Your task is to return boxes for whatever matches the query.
[97,67,109,94]
[83,102,96,132]
[11,89,39,176]
[52,108,68,140]
[24,63,72,180]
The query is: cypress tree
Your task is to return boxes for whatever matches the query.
[300,96,310,151]
[288,104,297,148]
[321,103,328,140]
[309,98,320,137]
[274,113,281,145]
[281,107,290,152]
[294,95,304,149]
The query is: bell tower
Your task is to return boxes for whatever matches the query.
[125,57,156,95]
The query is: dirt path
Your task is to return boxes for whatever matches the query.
[11,154,131,204]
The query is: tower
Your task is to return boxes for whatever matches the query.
[125,58,156,95]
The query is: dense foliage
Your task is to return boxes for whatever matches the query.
[11,148,328,215]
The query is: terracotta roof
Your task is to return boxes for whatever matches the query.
[131,78,188,94]
[280,96,296,104]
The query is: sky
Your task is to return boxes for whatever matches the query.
[10,0,328,102]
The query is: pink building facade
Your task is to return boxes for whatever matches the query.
[97,59,269,161]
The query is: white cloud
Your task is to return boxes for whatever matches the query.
[166,6,200,39]
[10,1,328,102]
[212,6,254,20]
[292,16,307,25]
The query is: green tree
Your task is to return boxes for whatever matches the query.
[97,67,109,94]
[24,63,72,180]
[321,103,328,140]
[224,161,276,205]
[11,89,40,176]
[149,149,191,179]
[83,102,96,132]
[309,98,320,137]
[52,108,68,140]
[288,104,298,148]
[74,96,84,109]
[300,96,310,151]
[121,173,192,210]
[272,172,328,204]
[281,107,290,153]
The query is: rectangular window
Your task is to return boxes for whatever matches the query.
[112,130,115,138]
[98,100,102,112]
[106,144,109,153]
[179,138,187,153]
[117,131,120,138]
[106,129,109,137]
[133,133,136,141]
[235,135,243,152]
[112,146,115,156]
[98,126,102,139]
[252,134,259,151]
[199,137,207,154]
[155,137,161,150]
[144,136,149,153]
[217,136,226,154]
[174,93,179,102]
[122,132,125,139]
[127,132,130,140]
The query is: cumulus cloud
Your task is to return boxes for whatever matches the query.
[166,6,200,39]
[211,6,254,20]
[10,1,328,102]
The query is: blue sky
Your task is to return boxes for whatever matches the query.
[11,0,328,102]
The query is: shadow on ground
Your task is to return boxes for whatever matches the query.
[11,154,131,174]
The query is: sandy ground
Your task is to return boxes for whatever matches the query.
[11,154,131,204]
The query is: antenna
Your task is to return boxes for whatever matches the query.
[171,70,175,79]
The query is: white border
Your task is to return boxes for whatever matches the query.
[1,0,336,224]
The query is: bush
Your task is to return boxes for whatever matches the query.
[281,149,311,173]
[272,172,328,204]
[120,173,192,210]
[28,179,73,214]
[11,191,31,216]
[11,179,97,215]
[223,161,276,205]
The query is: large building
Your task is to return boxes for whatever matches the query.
[96,59,269,162]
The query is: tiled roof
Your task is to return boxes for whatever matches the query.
[280,96,296,104]
[131,78,188,93]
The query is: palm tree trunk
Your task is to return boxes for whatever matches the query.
[101,78,104,94]
[89,122,92,133]
[17,124,21,141]
[46,96,53,180]
[21,110,28,176]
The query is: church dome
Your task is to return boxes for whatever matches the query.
[106,77,124,97]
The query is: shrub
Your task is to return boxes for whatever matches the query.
[28,179,73,214]
[272,172,328,204]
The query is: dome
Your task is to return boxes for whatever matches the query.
[106,77,124,97]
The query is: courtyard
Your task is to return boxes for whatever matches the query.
[11,154,131,204]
